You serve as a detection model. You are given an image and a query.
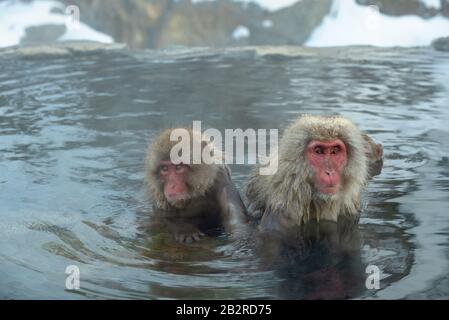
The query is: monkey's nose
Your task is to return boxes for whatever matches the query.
[325,170,335,176]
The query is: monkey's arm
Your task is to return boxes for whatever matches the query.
[362,134,383,178]
[164,217,205,244]
[151,209,205,244]
[216,167,249,234]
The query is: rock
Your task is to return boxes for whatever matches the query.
[60,0,332,49]
[356,0,449,18]
[432,36,449,51]
[21,24,67,45]
[60,0,172,49]
[11,0,447,50]
[268,0,332,45]
[0,41,127,59]
[5,45,71,58]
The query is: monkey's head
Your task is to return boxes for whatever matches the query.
[246,115,372,225]
[145,128,220,210]
[279,115,368,200]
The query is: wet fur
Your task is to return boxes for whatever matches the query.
[145,128,227,211]
[246,115,369,226]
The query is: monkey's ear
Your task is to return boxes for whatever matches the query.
[375,143,383,159]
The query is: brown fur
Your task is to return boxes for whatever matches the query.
[145,128,225,210]
[246,115,371,227]
[144,128,248,243]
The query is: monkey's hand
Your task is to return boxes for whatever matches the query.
[165,219,205,244]
[174,230,205,244]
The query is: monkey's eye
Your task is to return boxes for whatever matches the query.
[175,164,187,172]
[160,165,168,174]
[314,147,324,155]
[331,146,341,155]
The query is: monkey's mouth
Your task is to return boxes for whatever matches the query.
[319,185,339,194]
[315,183,340,196]
[167,194,191,207]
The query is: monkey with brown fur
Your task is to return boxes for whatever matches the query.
[246,115,383,231]
[145,128,248,243]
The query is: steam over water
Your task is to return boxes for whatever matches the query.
[0,46,448,299]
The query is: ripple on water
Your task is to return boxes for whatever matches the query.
[0,46,449,299]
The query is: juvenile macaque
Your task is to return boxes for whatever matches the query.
[246,115,383,230]
[145,128,248,243]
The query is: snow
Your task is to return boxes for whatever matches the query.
[420,0,442,10]
[191,0,301,12]
[0,0,113,48]
[306,0,449,47]
[232,25,250,40]
[262,20,273,28]
[2,0,449,49]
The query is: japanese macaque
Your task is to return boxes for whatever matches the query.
[246,115,383,230]
[145,128,248,243]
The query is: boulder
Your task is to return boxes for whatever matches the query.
[432,36,449,51]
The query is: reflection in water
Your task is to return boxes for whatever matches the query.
[254,217,411,299]
[0,47,448,299]
[255,219,366,299]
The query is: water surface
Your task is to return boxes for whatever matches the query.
[0,45,448,299]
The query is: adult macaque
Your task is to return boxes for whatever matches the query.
[246,115,383,230]
[145,128,248,243]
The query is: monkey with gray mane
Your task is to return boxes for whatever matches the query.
[246,115,383,231]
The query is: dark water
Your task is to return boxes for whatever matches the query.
[0,46,448,299]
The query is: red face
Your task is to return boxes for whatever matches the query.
[158,160,191,206]
[306,139,347,195]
